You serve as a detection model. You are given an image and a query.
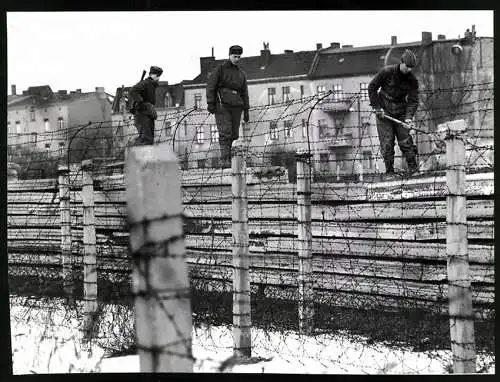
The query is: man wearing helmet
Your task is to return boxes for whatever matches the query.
[368,49,419,179]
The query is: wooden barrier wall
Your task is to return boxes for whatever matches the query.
[7,168,495,317]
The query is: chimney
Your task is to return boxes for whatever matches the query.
[211,46,214,57]
[422,31,433,45]
[284,49,293,54]
[316,43,323,51]
[260,47,271,68]
[95,86,106,100]
[11,84,16,95]
[330,42,340,49]
[391,36,397,45]
[342,44,353,48]
[200,56,216,74]
[437,34,446,40]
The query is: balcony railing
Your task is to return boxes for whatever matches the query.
[325,132,353,148]
[319,94,357,113]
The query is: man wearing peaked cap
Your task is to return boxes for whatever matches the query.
[128,65,163,145]
[206,45,250,168]
[368,49,419,180]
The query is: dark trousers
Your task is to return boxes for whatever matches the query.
[133,114,155,145]
[214,104,242,165]
[375,114,417,172]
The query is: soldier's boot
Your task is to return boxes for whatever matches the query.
[220,143,231,169]
[406,155,419,177]
[382,161,397,181]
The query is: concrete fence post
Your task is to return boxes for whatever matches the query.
[442,119,477,373]
[81,159,98,338]
[58,164,72,297]
[296,149,314,334]
[232,138,251,358]
[126,144,193,372]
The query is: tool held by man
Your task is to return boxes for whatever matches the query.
[383,114,413,130]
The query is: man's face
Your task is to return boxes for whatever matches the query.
[150,74,161,81]
[399,62,413,75]
[229,54,241,65]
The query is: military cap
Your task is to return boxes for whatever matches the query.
[229,45,243,55]
[149,66,163,76]
[401,50,417,67]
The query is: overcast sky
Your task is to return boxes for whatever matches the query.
[7,10,493,96]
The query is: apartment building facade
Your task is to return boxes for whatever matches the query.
[7,85,112,157]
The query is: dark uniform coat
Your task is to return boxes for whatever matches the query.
[129,77,159,145]
[206,61,249,166]
[368,64,419,172]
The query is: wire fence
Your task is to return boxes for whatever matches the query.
[7,83,494,374]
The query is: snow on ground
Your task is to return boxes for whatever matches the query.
[10,296,495,374]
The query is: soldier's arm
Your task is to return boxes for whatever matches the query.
[405,77,419,120]
[129,81,145,104]
[242,75,249,110]
[206,65,220,105]
[367,68,388,109]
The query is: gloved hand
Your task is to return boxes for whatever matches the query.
[207,103,216,114]
[243,109,249,123]
[375,108,385,119]
[404,118,415,129]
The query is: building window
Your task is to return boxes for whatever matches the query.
[196,125,204,144]
[361,116,370,128]
[363,150,373,169]
[194,93,202,109]
[58,117,65,129]
[284,120,293,138]
[7,121,11,134]
[333,84,343,101]
[197,159,206,169]
[268,88,276,105]
[317,85,327,103]
[318,119,328,138]
[360,83,369,100]
[300,85,305,100]
[334,118,344,135]
[165,92,173,108]
[270,121,278,140]
[301,119,307,138]
[184,120,188,137]
[31,132,37,144]
[336,151,347,169]
[44,118,50,132]
[16,121,21,134]
[164,121,172,136]
[29,107,36,122]
[319,153,330,172]
[210,125,219,143]
[116,124,124,137]
[282,86,291,102]
[59,141,65,156]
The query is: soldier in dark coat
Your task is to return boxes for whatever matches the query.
[129,65,163,145]
[368,49,419,179]
[206,45,250,168]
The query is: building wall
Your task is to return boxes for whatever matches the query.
[7,103,69,154]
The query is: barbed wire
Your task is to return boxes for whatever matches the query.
[7,83,494,374]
